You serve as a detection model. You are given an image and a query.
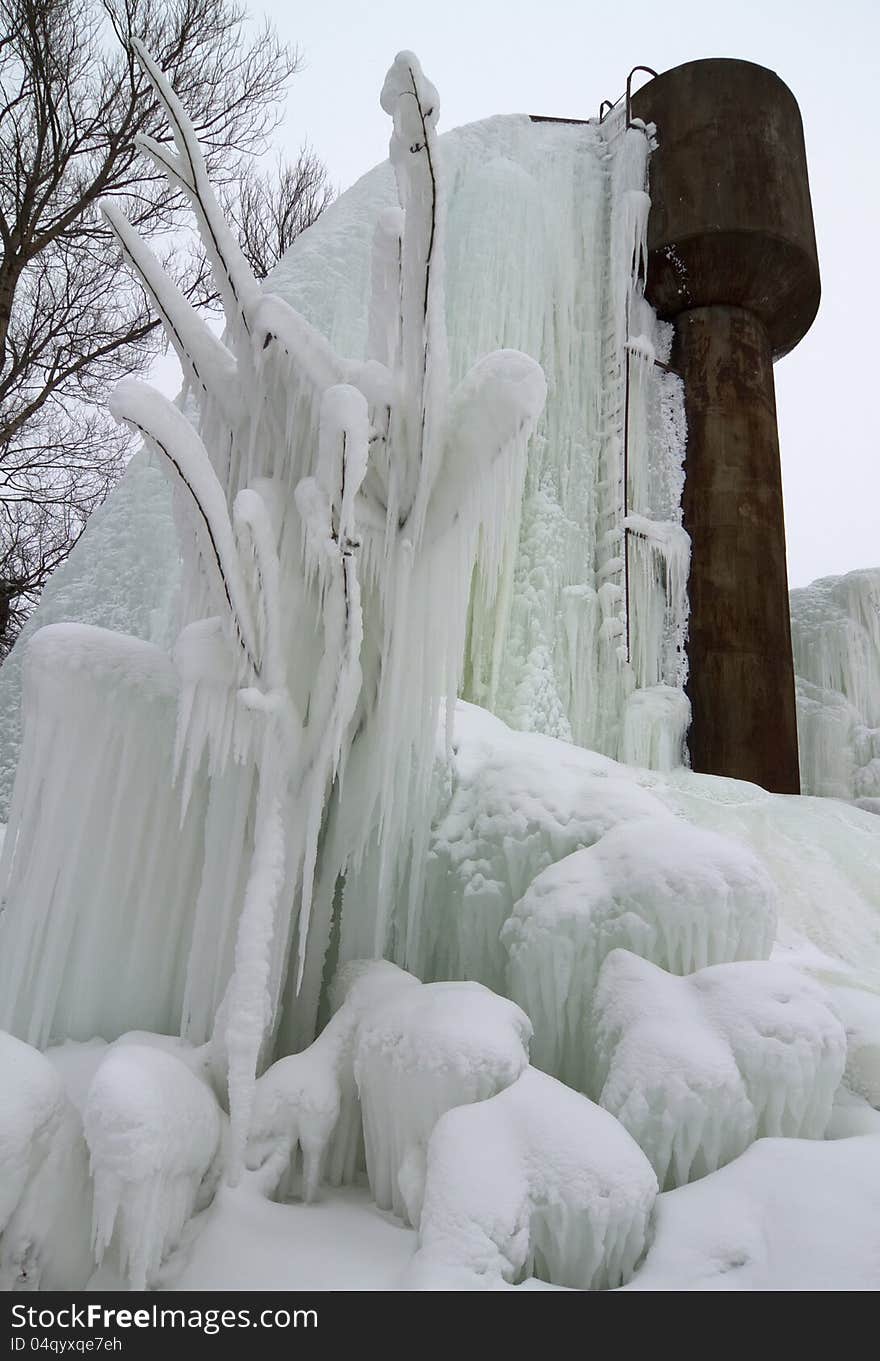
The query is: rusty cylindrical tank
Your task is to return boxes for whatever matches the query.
[631,60,820,794]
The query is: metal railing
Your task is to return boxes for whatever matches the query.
[597,65,658,129]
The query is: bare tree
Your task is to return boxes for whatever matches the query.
[229,149,333,282]
[0,0,331,655]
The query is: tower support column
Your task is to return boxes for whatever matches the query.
[631,58,820,793]
[673,304,800,792]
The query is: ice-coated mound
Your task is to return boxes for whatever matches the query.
[592,951,846,1189]
[248,961,421,1200]
[248,1030,342,1204]
[415,702,677,993]
[84,1044,221,1290]
[502,818,777,1092]
[355,981,532,1224]
[0,1031,66,1232]
[247,966,529,1221]
[408,1065,657,1290]
[0,1031,92,1290]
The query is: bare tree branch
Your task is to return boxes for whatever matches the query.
[0,0,331,654]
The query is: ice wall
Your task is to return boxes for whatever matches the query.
[791,567,880,800]
[271,114,689,763]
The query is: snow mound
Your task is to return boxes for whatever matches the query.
[355,981,532,1224]
[592,951,846,1189]
[409,1066,657,1290]
[502,818,777,1092]
[84,1044,222,1290]
[0,1031,92,1291]
[624,1132,880,1291]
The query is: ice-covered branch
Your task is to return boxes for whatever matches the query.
[380,52,447,531]
[109,379,259,673]
[233,489,286,694]
[292,387,369,985]
[101,200,238,420]
[130,40,260,339]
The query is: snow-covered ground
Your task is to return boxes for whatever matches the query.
[1,701,877,1292]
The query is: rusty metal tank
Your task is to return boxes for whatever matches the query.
[631,59,821,794]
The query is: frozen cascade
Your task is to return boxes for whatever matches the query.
[0,46,546,1096]
[790,567,880,799]
[0,625,204,1048]
[591,951,846,1189]
[0,65,689,815]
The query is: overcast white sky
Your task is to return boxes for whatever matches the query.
[246,0,877,588]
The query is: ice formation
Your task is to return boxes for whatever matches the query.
[409,701,676,994]
[247,960,421,1201]
[0,451,179,819]
[354,981,531,1224]
[246,962,530,1229]
[591,951,846,1188]
[409,1066,657,1290]
[0,44,687,1090]
[0,624,199,1048]
[790,567,880,799]
[0,46,555,1093]
[84,1044,222,1291]
[0,41,877,1296]
[502,817,777,1092]
[0,1032,92,1291]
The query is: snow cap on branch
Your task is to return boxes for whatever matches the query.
[380,51,440,132]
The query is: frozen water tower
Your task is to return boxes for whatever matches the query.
[631,60,820,794]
